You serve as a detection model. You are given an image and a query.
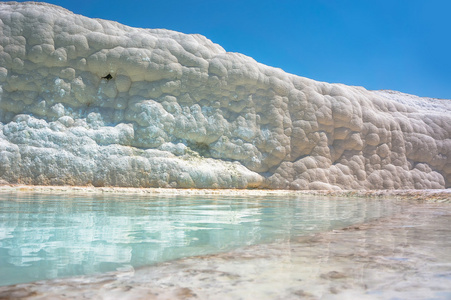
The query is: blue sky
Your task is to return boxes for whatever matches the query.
[12,0,451,99]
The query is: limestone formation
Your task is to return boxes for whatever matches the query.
[0,2,450,189]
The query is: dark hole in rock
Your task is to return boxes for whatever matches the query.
[188,142,211,157]
[102,74,113,80]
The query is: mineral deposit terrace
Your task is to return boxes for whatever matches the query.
[0,2,450,190]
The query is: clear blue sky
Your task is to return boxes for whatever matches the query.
[11,0,451,99]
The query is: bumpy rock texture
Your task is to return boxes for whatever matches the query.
[1,2,450,189]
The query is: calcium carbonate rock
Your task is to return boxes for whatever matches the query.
[0,2,450,189]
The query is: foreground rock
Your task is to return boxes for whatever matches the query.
[1,195,450,299]
[0,2,450,189]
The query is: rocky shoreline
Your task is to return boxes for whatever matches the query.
[1,184,450,200]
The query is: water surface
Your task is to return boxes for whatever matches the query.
[0,192,404,286]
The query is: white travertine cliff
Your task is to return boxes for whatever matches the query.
[0,2,450,189]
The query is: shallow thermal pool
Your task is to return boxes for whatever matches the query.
[0,192,405,286]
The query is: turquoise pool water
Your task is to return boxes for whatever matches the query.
[0,192,403,286]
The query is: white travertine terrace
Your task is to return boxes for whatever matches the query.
[0,2,450,189]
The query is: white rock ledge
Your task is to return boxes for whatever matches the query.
[0,2,450,190]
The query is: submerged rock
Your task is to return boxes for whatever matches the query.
[0,2,450,189]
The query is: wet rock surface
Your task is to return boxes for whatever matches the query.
[1,192,450,299]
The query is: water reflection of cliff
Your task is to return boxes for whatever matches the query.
[0,193,402,286]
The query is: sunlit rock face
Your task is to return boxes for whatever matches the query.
[0,2,450,189]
